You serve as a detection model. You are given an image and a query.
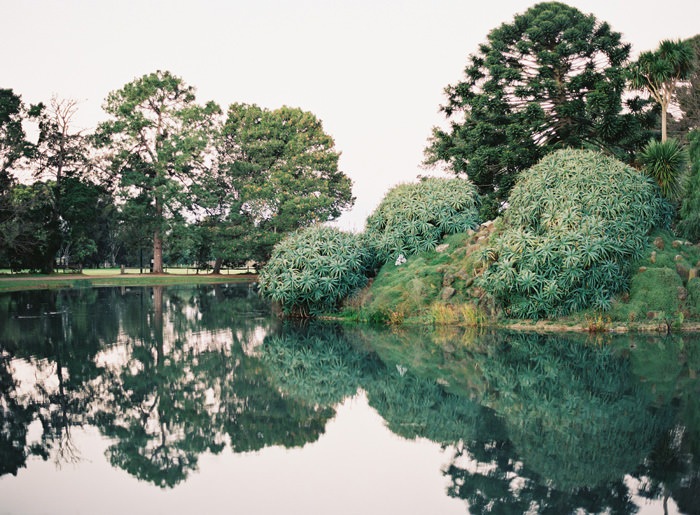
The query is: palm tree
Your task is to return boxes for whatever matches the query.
[629,39,695,142]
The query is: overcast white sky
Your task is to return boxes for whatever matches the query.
[3,0,699,230]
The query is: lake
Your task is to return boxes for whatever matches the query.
[0,284,698,514]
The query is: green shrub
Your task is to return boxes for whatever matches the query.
[480,149,671,319]
[258,226,373,317]
[677,130,700,241]
[364,177,480,265]
[686,277,700,317]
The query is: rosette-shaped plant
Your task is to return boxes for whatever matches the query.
[480,149,671,319]
[258,226,373,317]
[364,177,480,265]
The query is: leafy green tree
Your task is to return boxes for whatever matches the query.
[1,182,60,272]
[629,39,695,142]
[208,103,354,267]
[259,226,373,317]
[480,149,670,319]
[1,90,42,266]
[32,97,102,268]
[0,89,38,183]
[57,177,116,268]
[33,98,89,186]
[364,177,480,265]
[95,70,221,273]
[424,2,651,219]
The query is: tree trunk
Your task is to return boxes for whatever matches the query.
[152,199,164,273]
[662,106,668,143]
[212,256,223,275]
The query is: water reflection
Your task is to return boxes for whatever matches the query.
[0,285,699,513]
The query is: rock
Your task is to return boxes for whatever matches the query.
[470,286,485,299]
[647,311,658,320]
[654,237,665,250]
[675,254,684,262]
[690,268,699,281]
[638,266,647,273]
[442,273,455,287]
[650,251,656,264]
[673,240,684,248]
[678,286,689,301]
[435,243,449,253]
[466,229,475,237]
[677,262,690,283]
[441,287,456,300]
[481,220,494,229]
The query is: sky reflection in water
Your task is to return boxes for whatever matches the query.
[0,284,697,514]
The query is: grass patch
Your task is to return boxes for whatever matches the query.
[355,229,491,325]
[0,270,254,293]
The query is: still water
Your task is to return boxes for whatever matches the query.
[0,284,698,514]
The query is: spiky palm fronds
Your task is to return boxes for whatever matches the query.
[639,138,688,201]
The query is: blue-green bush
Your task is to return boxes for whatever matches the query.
[258,226,373,317]
[480,149,671,319]
[364,177,480,265]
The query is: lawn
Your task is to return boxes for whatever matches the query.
[0,268,256,292]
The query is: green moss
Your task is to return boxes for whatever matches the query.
[612,267,683,322]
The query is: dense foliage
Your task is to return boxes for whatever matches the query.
[629,39,695,142]
[670,35,700,138]
[364,177,480,265]
[1,73,356,272]
[639,137,688,201]
[677,130,700,241]
[95,71,221,273]
[198,103,354,270]
[479,149,671,319]
[424,2,653,218]
[258,226,372,317]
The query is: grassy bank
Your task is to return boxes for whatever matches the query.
[0,269,256,293]
[341,225,700,333]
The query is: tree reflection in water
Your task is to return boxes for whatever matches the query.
[0,285,699,513]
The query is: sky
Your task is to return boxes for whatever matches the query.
[3,0,699,231]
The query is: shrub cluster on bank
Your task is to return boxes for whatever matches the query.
[258,147,700,329]
[258,177,481,316]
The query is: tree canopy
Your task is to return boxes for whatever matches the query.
[670,35,700,138]
[95,70,221,273]
[629,38,695,142]
[202,103,354,268]
[424,2,652,219]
